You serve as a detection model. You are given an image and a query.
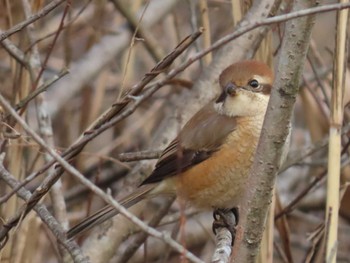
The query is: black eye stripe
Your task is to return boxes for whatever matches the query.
[260,84,272,95]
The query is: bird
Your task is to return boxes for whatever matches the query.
[67,60,274,239]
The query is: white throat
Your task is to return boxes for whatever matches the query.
[214,92,269,118]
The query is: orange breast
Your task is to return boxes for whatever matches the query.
[175,116,263,209]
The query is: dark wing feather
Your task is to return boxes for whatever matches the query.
[141,103,237,186]
[141,146,216,185]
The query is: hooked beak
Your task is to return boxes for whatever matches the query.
[215,83,238,104]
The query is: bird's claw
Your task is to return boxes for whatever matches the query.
[212,208,239,246]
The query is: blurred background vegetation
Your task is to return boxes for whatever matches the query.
[0,0,349,262]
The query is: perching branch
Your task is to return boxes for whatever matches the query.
[211,212,237,263]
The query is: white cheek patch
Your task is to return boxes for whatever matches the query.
[225,95,253,117]
[222,92,269,117]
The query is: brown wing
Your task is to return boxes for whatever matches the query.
[141,103,236,185]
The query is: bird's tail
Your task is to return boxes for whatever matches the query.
[66,184,155,239]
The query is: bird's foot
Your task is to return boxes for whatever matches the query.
[212,208,238,246]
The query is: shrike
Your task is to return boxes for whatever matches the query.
[67,60,274,239]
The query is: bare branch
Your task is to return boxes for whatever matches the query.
[280,122,350,173]
[211,212,236,263]
[233,0,317,261]
[0,33,28,68]
[114,197,175,262]
[117,150,162,162]
[110,0,164,62]
[14,69,69,111]
[0,0,66,42]
[0,158,89,263]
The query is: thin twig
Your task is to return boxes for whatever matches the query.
[0,0,66,42]
[307,54,331,107]
[117,150,162,162]
[31,0,71,91]
[25,0,93,52]
[110,0,163,62]
[0,32,28,68]
[275,170,326,220]
[115,197,175,262]
[280,122,350,173]
[0,158,89,263]
[14,69,69,111]
[117,0,151,99]
[275,140,350,220]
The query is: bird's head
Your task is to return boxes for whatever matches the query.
[214,60,274,117]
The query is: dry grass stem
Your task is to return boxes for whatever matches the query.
[199,0,212,65]
[231,0,243,26]
[325,1,349,262]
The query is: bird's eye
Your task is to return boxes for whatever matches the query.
[248,79,260,89]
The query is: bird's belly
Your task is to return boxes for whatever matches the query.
[176,126,260,209]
